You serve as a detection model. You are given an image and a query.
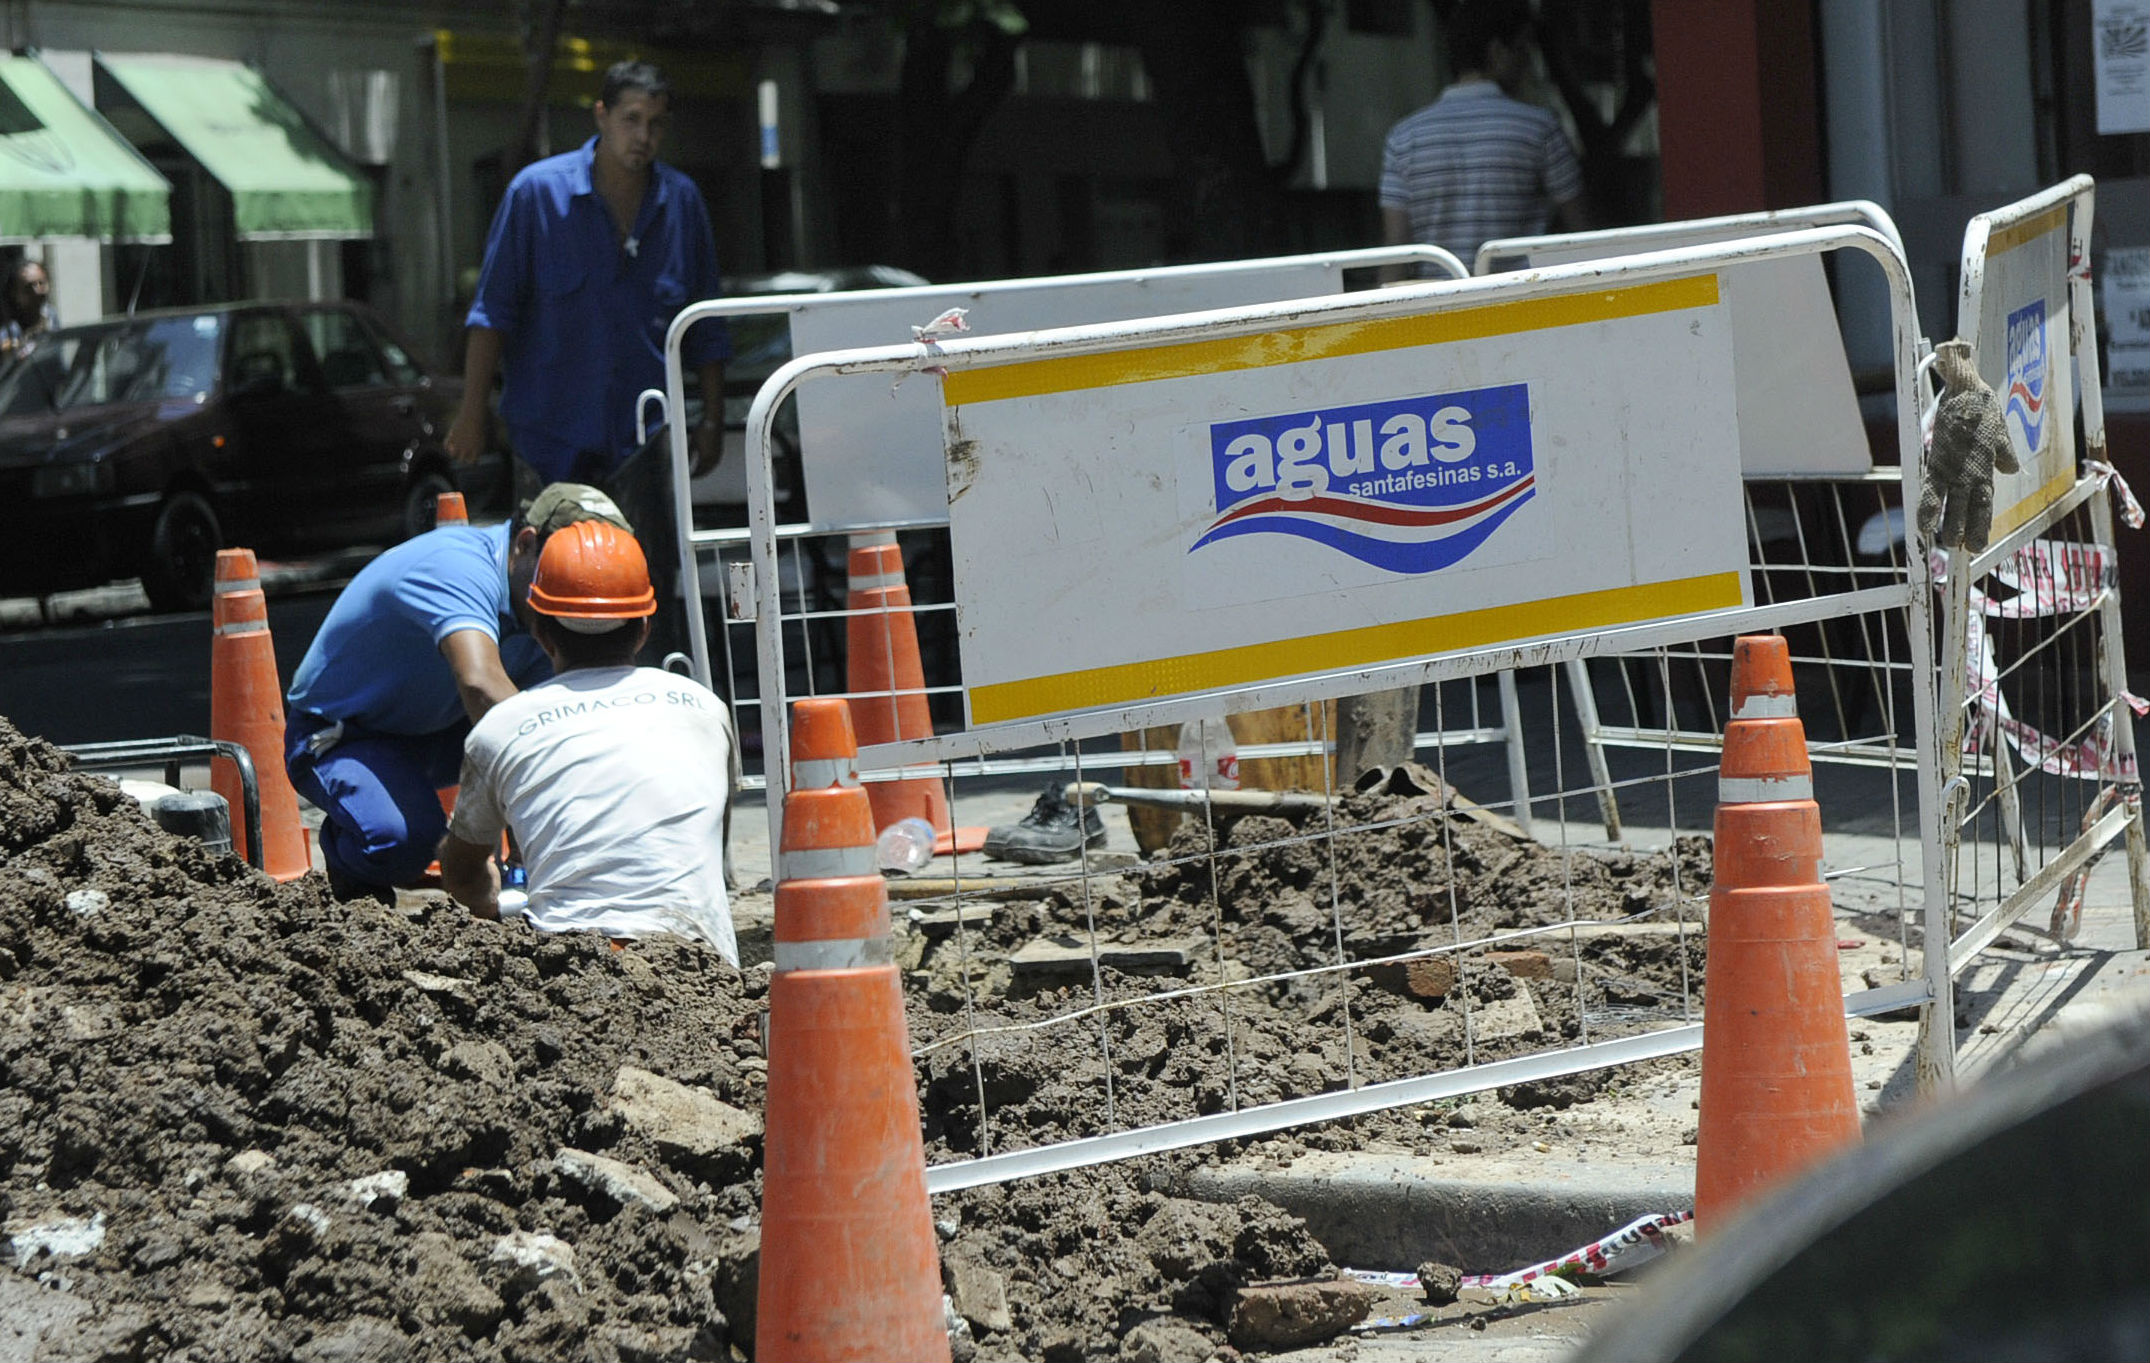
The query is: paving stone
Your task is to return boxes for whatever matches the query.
[1226,1280,1372,1350]
[553,1149,678,1214]
[608,1066,759,1162]
[1485,950,1552,979]
[945,1249,1013,1334]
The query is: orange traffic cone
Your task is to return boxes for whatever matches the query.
[844,538,983,855]
[428,493,467,853]
[210,550,311,880]
[1694,635,1860,1228]
[758,697,949,1363]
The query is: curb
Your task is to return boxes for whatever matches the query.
[1176,1152,1694,1272]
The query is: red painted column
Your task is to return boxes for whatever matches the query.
[1651,0,1824,217]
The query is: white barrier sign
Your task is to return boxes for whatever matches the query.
[787,263,1341,526]
[940,276,1751,727]
[1965,202,2077,541]
[1483,229,1871,477]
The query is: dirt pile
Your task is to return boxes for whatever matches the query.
[0,717,1343,1362]
[907,766,1712,1157]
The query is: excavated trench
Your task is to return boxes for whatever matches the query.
[0,719,1709,1361]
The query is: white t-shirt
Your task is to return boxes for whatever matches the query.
[450,665,737,964]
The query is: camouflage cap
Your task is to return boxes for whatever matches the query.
[521,482,632,536]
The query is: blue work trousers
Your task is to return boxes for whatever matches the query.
[285,713,469,888]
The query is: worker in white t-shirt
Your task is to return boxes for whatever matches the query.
[439,519,738,964]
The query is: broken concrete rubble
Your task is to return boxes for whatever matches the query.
[1225,1278,1374,1349]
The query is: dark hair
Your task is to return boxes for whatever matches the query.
[4,259,47,330]
[533,612,648,670]
[1446,0,1534,72]
[599,60,670,109]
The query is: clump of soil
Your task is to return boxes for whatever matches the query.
[0,717,1333,1362]
[942,1173,1330,1359]
[906,765,1711,1159]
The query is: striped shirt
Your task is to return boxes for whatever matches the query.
[1379,82,1584,268]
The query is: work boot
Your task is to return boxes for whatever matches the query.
[982,783,1107,865]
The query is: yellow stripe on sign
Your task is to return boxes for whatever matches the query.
[942,275,1721,407]
[1988,204,2068,257]
[968,571,1745,726]
[1987,464,2079,542]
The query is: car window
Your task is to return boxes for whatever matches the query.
[0,314,222,415]
[357,315,423,386]
[302,309,391,389]
[228,312,305,397]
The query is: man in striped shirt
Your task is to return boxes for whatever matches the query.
[1380,0,1587,273]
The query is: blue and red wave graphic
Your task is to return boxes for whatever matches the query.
[1192,475,1536,574]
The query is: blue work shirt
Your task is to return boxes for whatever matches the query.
[287,523,552,736]
[466,137,731,482]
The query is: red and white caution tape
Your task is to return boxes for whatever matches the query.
[1461,1210,1691,1290]
[1940,538,2147,781]
[2050,784,2131,942]
[902,306,972,389]
[1344,1209,1692,1316]
[2087,460,2147,530]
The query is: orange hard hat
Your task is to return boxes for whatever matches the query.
[527,519,656,620]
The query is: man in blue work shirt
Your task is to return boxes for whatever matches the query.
[283,484,632,902]
[445,59,728,663]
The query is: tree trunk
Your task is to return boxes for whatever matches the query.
[1334,688,1419,787]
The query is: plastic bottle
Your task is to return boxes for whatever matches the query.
[876,816,937,873]
[1176,720,1241,791]
[495,856,528,919]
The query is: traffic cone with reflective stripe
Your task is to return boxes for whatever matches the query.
[757,697,948,1363]
[210,549,311,880]
[1694,634,1860,1228]
[426,486,468,863]
[844,536,982,855]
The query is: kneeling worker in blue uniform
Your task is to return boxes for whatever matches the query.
[283,483,631,902]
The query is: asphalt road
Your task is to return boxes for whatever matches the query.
[0,579,342,749]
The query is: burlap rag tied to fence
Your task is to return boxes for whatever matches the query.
[1920,337,2020,553]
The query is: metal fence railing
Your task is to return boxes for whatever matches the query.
[661,218,1960,1194]
[645,181,2146,1194]
[1929,177,2150,1077]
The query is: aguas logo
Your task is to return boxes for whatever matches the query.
[2004,299,2048,454]
[1191,384,1535,574]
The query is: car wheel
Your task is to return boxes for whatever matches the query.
[141,491,222,614]
[402,469,457,539]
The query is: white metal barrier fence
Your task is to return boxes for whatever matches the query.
[684,517,1549,848]
[675,222,1952,1191]
[1466,192,2150,1096]
[1473,204,1918,843]
[658,244,1568,818]
[1930,177,2150,1074]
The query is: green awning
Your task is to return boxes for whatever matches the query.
[98,53,372,241]
[0,55,168,242]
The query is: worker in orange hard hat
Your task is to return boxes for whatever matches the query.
[438,519,739,962]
